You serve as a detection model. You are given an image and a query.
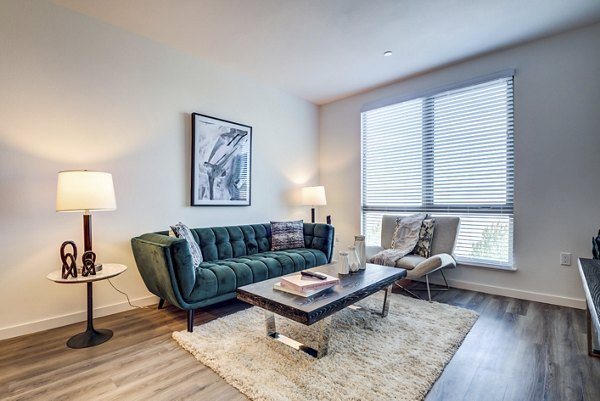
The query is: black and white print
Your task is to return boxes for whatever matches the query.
[191,113,252,206]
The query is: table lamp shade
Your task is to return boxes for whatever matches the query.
[301,186,327,206]
[56,170,117,212]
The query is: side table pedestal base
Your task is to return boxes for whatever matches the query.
[67,328,113,349]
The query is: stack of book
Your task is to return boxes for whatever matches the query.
[274,272,340,297]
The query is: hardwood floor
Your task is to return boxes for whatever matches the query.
[1,287,598,401]
[425,287,600,401]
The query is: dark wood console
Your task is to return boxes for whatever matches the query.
[578,258,600,357]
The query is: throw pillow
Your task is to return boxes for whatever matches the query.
[390,213,427,253]
[170,222,203,268]
[271,220,305,251]
[412,218,435,258]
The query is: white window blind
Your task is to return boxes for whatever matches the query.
[361,76,514,268]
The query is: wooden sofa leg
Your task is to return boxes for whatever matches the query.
[187,309,194,332]
[158,298,165,309]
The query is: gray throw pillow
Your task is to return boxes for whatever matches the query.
[170,222,203,267]
[413,218,435,258]
[271,220,305,251]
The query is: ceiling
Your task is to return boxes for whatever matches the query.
[52,0,600,105]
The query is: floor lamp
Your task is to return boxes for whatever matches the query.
[56,170,117,348]
[301,185,327,223]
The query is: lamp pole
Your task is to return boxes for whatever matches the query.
[83,210,92,252]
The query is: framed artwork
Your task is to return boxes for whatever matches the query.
[191,113,252,206]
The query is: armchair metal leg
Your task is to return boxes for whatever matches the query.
[395,270,451,301]
[426,275,432,302]
[411,269,450,292]
[440,269,449,289]
[394,282,422,300]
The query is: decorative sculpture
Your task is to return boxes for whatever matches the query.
[60,241,78,279]
[81,250,97,277]
[593,229,600,260]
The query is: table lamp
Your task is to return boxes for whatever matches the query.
[301,185,327,223]
[55,170,116,349]
[56,170,117,258]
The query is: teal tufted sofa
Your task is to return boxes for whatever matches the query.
[131,222,335,331]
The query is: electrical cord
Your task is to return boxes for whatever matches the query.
[108,278,152,309]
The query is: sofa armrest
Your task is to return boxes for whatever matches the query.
[406,253,456,279]
[131,233,196,309]
[303,223,335,263]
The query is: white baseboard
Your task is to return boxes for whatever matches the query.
[0,295,159,341]
[424,277,586,309]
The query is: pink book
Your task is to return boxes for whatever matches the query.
[280,273,340,292]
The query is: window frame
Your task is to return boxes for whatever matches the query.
[360,70,515,269]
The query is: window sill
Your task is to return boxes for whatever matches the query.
[456,261,517,272]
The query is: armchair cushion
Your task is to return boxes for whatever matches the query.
[406,253,456,279]
[396,255,426,270]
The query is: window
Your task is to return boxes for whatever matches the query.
[361,73,514,268]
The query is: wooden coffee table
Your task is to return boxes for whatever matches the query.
[236,263,406,358]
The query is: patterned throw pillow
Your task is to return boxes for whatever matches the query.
[412,218,436,258]
[271,220,305,251]
[170,222,203,267]
[390,213,427,252]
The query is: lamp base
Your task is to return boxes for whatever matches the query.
[67,328,113,349]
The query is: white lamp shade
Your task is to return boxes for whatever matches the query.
[301,186,327,206]
[56,170,117,212]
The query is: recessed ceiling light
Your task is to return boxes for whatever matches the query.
[383,51,392,57]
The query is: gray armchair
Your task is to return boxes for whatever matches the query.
[366,215,460,301]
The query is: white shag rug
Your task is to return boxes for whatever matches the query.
[173,293,478,401]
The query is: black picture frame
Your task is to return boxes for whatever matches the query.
[191,113,252,206]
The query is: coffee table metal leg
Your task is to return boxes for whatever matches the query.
[265,310,277,336]
[381,285,392,317]
[315,317,331,358]
[264,311,331,358]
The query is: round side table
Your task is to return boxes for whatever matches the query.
[46,263,127,349]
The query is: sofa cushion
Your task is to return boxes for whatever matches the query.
[194,224,272,262]
[413,218,435,258]
[271,220,305,251]
[170,222,203,267]
[188,248,328,301]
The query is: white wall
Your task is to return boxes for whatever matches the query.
[320,23,600,308]
[0,0,319,339]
